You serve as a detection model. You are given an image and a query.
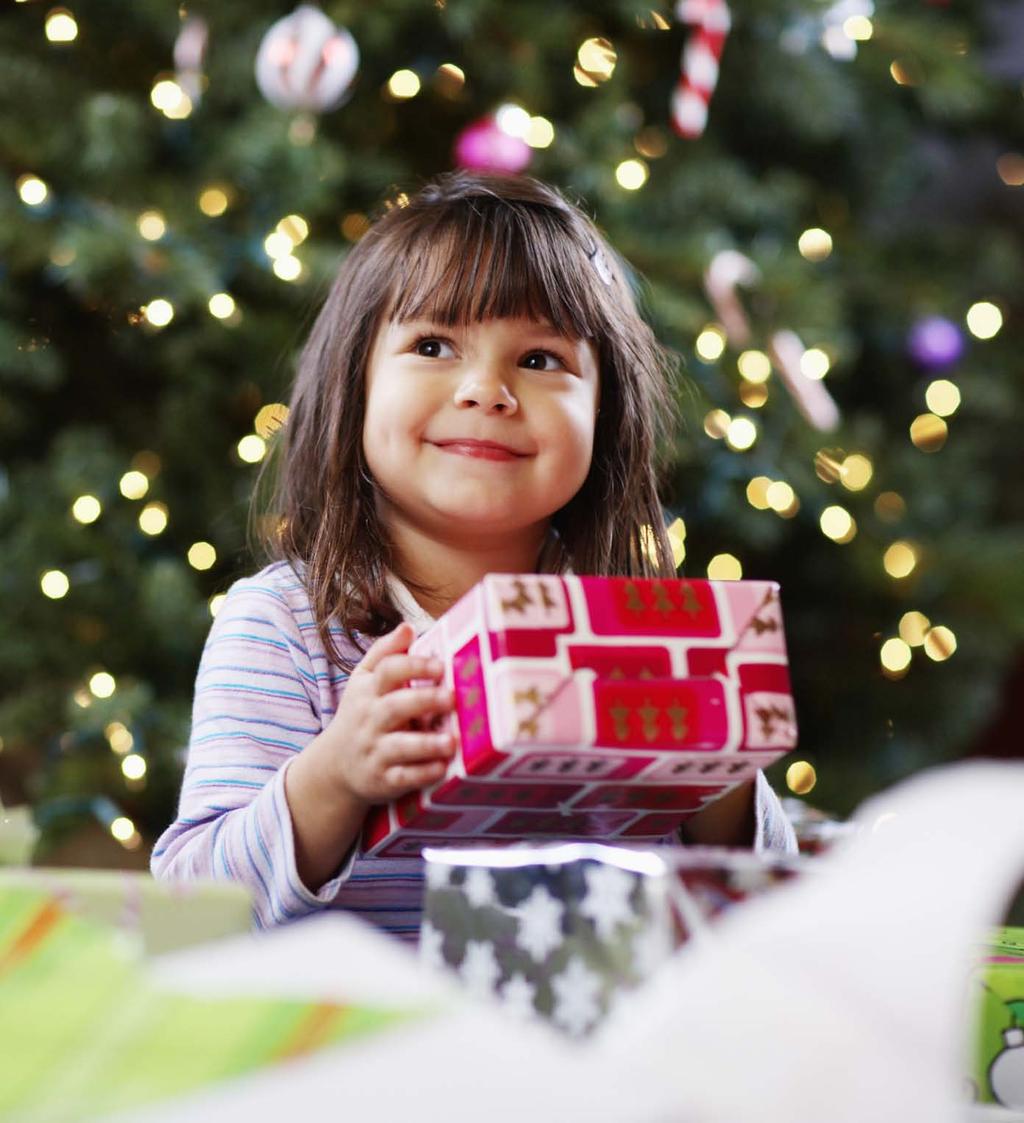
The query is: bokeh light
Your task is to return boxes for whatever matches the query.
[525,116,555,148]
[923,625,957,662]
[883,541,918,579]
[786,761,817,795]
[840,453,873,491]
[121,754,147,780]
[707,553,742,580]
[89,671,116,698]
[798,227,832,261]
[150,77,192,119]
[966,301,1002,340]
[272,255,303,282]
[237,435,267,463]
[208,293,236,320]
[110,816,136,842]
[387,69,421,98]
[924,379,961,417]
[143,299,174,328]
[71,495,102,524]
[139,502,169,535]
[40,570,70,599]
[725,416,758,451]
[137,210,166,241]
[800,348,831,380]
[695,325,727,362]
[820,505,856,543]
[105,722,134,754]
[909,413,948,452]
[119,471,149,499]
[746,476,773,510]
[874,491,906,522]
[737,350,771,383]
[187,541,217,571]
[899,611,930,647]
[16,175,49,206]
[577,37,617,82]
[198,186,230,216]
[703,409,731,439]
[615,159,649,190]
[45,9,78,43]
[254,403,289,438]
[880,637,912,675]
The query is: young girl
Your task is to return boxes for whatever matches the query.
[152,172,795,938]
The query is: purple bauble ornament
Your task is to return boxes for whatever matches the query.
[454,115,532,175]
[907,315,965,371]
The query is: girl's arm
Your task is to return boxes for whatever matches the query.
[151,570,356,927]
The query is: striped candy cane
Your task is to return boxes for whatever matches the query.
[671,0,731,138]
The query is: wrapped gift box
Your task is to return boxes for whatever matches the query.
[362,575,797,858]
[420,842,803,1037]
[0,867,253,955]
[969,927,1024,1109]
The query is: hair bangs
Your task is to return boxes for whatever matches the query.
[386,202,605,340]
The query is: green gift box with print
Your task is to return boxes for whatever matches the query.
[969,926,1024,1109]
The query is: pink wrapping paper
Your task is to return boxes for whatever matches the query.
[361,575,797,858]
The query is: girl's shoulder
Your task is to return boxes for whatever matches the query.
[227,559,311,615]
[220,560,366,664]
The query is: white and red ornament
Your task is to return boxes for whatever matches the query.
[255,5,359,113]
[454,114,532,175]
[173,16,208,105]
[671,0,731,138]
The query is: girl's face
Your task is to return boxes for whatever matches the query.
[362,315,600,550]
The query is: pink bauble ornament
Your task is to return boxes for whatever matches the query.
[454,115,532,175]
[255,5,359,113]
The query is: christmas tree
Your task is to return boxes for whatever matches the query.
[2,0,1021,864]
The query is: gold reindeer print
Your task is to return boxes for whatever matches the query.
[500,577,535,614]
[638,698,660,743]
[610,702,631,742]
[755,703,791,740]
[513,684,551,739]
[666,701,689,741]
[624,580,645,615]
[652,582,675,619]
[680,581,701,618]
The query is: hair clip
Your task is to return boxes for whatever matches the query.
[586,239,614,286]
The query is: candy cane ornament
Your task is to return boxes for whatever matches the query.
[672,0,731,138]
[704,249,841,433]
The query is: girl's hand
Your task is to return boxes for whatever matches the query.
[319,622,456,805]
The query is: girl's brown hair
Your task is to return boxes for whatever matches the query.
[256,171,680,671]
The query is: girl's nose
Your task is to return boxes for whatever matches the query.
[453,369,518,414]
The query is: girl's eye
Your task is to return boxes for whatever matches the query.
[414,337,455,359]
[520,350,566,372]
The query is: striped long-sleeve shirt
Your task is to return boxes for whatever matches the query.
[151,561,797,939]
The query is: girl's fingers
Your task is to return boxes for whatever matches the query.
[377,731,455,766]
[382,759,449,795]
[377,684,454,731]
[373,652,444,694]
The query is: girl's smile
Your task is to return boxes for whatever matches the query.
[430,439,529,461]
